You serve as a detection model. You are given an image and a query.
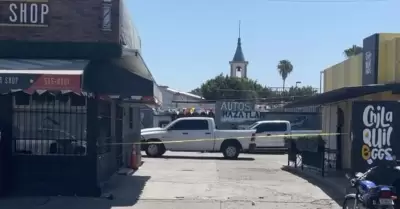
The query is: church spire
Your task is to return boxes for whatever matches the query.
[232,20,246,62]
[229,20,249,78]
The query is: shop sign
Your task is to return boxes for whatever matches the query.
[362,34,379,85]
[352,101,400,172]
[0,0,49,27]
[219,101,260,122]
[0,76,19,85]
[28,74,81,91]
[43,77,70,86]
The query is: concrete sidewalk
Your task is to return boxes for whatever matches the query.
[282,165,349,198]
[0,153,342,209]
[0,169,149,209]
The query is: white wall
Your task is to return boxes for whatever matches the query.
[159,86,214,110]
[121,103,141,167]
[322,105,337,150]
[230,62,248,78]
[322,101,353,169]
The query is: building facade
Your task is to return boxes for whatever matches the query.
[287,33,400,172]
[158,86,213,110]
[0,0,161,197]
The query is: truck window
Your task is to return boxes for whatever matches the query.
[169,120,209,131]
[255,123,287,133]
[159,121,170,128]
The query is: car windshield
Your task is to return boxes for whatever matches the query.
[247,122,260,130]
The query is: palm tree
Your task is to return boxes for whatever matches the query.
[277,59,293,91]
[344,45,363,58]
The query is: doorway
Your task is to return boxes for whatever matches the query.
[336,107,344,170]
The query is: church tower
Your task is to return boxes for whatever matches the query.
[229,21,248,78]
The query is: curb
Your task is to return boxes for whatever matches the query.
[117,168,135,176]
[282,166,347,197]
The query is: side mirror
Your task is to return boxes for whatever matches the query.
[345,173,352,180]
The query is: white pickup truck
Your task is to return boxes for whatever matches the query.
[141,117,256,159]
[247,120,321,148]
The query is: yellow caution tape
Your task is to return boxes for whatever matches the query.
[104,132,347,145]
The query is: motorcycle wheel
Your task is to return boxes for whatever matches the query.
[342,196,360,209]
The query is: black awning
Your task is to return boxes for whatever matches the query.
[285,83,400,108]
[83,52,161,104]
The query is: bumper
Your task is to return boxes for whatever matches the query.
[140,139,147,151]
[248,143,256,152]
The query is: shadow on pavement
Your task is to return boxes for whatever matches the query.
[0,174,150,209]
[281,165,345,207]
[143,155,255,161]
[249,150,287,155]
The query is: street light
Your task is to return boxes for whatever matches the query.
[295,81,301,88]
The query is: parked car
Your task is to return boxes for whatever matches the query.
[141,117,256,159]
[15,128,87,155]
[247,120,321,148]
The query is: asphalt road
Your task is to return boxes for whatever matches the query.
[132,151,342,209]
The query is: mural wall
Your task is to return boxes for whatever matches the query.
[215,100,321,130]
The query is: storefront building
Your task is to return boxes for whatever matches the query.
[286,33,400,172]
[0,0,161,196]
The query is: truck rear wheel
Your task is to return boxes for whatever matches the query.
[222,141,241,159]
[145,139,166,157]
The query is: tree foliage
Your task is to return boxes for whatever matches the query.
[193,73,266,100]
[344,45,363,58]
[277,60,293,89]
[190,73,317,101]
[285,86,318,97]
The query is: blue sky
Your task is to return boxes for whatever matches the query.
[127,0,397,92]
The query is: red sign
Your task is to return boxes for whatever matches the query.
[27,74,81,93]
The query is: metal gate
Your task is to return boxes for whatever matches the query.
[8,92,95,196]
[115,104,123,167]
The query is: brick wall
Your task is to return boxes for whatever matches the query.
[0,0,120,43]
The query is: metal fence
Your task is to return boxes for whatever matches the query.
[0,92,124,196]
[216,87,320,101]
[287,139,337,177]
[115,104,123,167]
[97,100,111,154]
[12,92,87,156]
[6,92,97,196]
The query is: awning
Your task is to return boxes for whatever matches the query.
[285,83,400,108]
[83,50,162,105]
[0,59,86,94]
[0,56,162,105]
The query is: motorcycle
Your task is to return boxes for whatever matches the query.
[343,172,397,209]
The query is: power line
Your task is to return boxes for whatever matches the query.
[266,0,387,2]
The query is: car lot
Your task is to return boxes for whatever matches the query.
[132,151,341,209]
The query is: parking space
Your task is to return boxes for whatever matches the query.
[133,151,341,209]
[0,151,341,209]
